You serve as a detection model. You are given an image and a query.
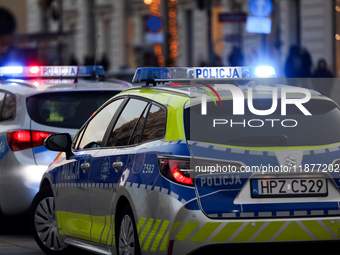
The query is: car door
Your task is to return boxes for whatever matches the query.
[87,98,151,244]
[56,98,125,241]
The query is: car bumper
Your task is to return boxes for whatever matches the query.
[135,189,340,255]
[168,206,340,255]
[0,150,46,215]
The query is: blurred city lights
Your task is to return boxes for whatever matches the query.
[168,0,178,66]
[150,0,161,16]
[144,0,152,5]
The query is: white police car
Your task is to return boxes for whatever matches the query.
[0,65,131,218]
[31,66,340,255]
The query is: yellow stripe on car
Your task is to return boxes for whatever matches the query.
[137,217,171,252]
[151,220,170,252]
[139,218,154,246]
[56,211,340,253]
[323,220,340,237]
[159,231,169,251]
[58,211,92,241]
[91,215,106,243]
[101,215,112,244]
[190,222,221,242]
[143,219,162,251]
[173,220,340,243]
[275,222,294,241]
[233,222,265,242]
[210,222,243,242]
[301,221,332,240]
[137,217,147,234]
[171,222,181,233]
[253,221,285,242]
[175,222,200,241]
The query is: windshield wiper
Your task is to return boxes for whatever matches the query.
[228,134,288,146]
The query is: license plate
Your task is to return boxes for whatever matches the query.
[251,178,328,198]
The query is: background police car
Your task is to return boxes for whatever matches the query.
[0,65,131,219]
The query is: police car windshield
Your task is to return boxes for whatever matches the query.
[26,91,118,129]
[185,99,340,147]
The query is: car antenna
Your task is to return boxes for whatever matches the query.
[91,35,100,80]
[73,65,79,83]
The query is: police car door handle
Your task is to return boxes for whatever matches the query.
[81,162,91,171]
[112,161,123,170]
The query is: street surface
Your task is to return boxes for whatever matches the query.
[0,234,44,255]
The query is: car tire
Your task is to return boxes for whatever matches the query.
[116,204,141,255]
[29,187,71,255]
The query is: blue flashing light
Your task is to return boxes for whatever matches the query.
[0,66,23,74]
[132,66,276,83]
[254,66,276,78]
[0,65,105,78]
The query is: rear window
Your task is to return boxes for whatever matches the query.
[0,92,16,121]
[185,99,340,147]
[27,91,119,129]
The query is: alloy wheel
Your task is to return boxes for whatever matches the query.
[118,215,136,255]
[34,197,67,251]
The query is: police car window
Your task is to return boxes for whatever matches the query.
[129,105,150,145]
[107,99,148,147]
[78,99,124,150]
[1,93,16,121]
[0,92,5,119]
[71,127,85,150]
[141,105,166,143]
[26,91,119,129]
[75,128,86,149]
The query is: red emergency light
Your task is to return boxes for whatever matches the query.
[29,66,40,74]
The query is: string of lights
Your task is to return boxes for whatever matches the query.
[168,0,178,67]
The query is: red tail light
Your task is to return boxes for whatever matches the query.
[7,130,53,151]
[159,158,194,186]
[7,130,31,151]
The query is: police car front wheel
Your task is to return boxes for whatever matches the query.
[30,187,71,255]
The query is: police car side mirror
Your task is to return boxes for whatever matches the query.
[44,133,73,160]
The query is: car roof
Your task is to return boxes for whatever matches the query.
[0,78,133,96]
[121,82,324,101]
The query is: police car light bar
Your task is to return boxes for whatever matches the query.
[0,66,105,78]
[132,66,276,83]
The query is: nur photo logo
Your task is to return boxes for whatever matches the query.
[198,84,312,128]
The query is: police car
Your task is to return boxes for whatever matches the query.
[31,66,340,255]
[0,65,131,218]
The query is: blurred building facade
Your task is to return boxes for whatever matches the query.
[0,0,339,77]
